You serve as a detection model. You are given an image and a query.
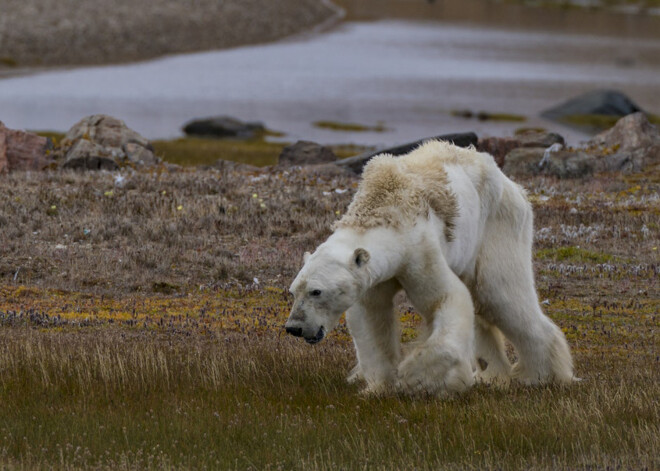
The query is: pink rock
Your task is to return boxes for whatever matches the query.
[0,121,53,172]
[0,125,7,174]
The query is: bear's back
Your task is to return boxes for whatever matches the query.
[334,140,483,240]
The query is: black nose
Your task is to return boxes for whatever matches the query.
[286,326,303,337]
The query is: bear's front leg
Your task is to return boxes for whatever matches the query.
[346,279,401,395]
[398,258,476,395]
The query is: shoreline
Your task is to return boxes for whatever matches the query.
[0,0,341,77]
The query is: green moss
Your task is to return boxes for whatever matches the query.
[152,137,288,167]
[536,246,615,264]
[313,120,387,132]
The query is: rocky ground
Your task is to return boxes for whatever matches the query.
[0,0,339,71]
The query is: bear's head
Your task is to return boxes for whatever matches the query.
[285,246,370,344]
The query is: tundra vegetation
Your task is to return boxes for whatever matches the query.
[0,140,657,470]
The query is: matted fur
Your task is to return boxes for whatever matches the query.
[287,140,574,396]
[335,141,462,240]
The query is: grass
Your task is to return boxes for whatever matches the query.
[535,245,616,263]
[0,150,658,469]
[151,137,289,167]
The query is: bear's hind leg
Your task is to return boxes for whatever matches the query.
[346,279,401,395]
[475,184,574,384]
[474,316,512,385]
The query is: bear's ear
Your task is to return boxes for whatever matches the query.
[353,248,370,268]
[303,251,312,263]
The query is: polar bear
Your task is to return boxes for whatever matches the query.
[285,140,574,395]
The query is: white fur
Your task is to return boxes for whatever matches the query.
[285,141,574,396]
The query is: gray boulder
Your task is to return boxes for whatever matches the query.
[59,114,158,169]
[336,132,478,174]
[587,112,660,173]
[278,140,336,166]
[183,116,265,139]
[61,140,119,171]
[541,90,642,122]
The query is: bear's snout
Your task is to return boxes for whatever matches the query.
[285,326,303,337]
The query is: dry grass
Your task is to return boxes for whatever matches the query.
[0,159,658,469]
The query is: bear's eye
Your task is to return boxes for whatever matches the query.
[310,289,322,297]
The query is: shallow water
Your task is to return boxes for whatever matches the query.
[0,20,658,146]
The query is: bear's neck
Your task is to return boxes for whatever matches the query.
[331,227,403,288]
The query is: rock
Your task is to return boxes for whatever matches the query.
[502,147,546,176]
[336,132,478,174]
[478,130,564,167]
[541,90,643,121]
[183,116,265,139]
[213,158,262,173]
[516,130,565,148]
[500,115,660,178]
[65,115,151,149]
[587,112,660,173]
[58,114,158,169]
[0,121,53,173]
[502,147,594,178]
[278,140,336,166]
[540,150,595,179]
[123,142,158,166]
[61,139,119,171]
[589,112,659,153]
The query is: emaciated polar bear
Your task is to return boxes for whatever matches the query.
[285,140,574,395]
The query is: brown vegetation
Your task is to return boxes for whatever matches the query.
[0,159,658,469]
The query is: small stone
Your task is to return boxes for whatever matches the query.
[278,140,336,166]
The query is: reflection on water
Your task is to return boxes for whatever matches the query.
[0,20,658,146]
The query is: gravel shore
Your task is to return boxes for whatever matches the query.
[0,0,340,69]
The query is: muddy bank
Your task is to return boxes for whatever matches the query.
[333,0,660,39]
[0,0,340,70]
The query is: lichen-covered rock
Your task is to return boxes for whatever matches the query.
[61,140,119,170]
[278,140,336,166]
[0,121,53,173]
[58,114,158,169]
[587,112,660,172]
